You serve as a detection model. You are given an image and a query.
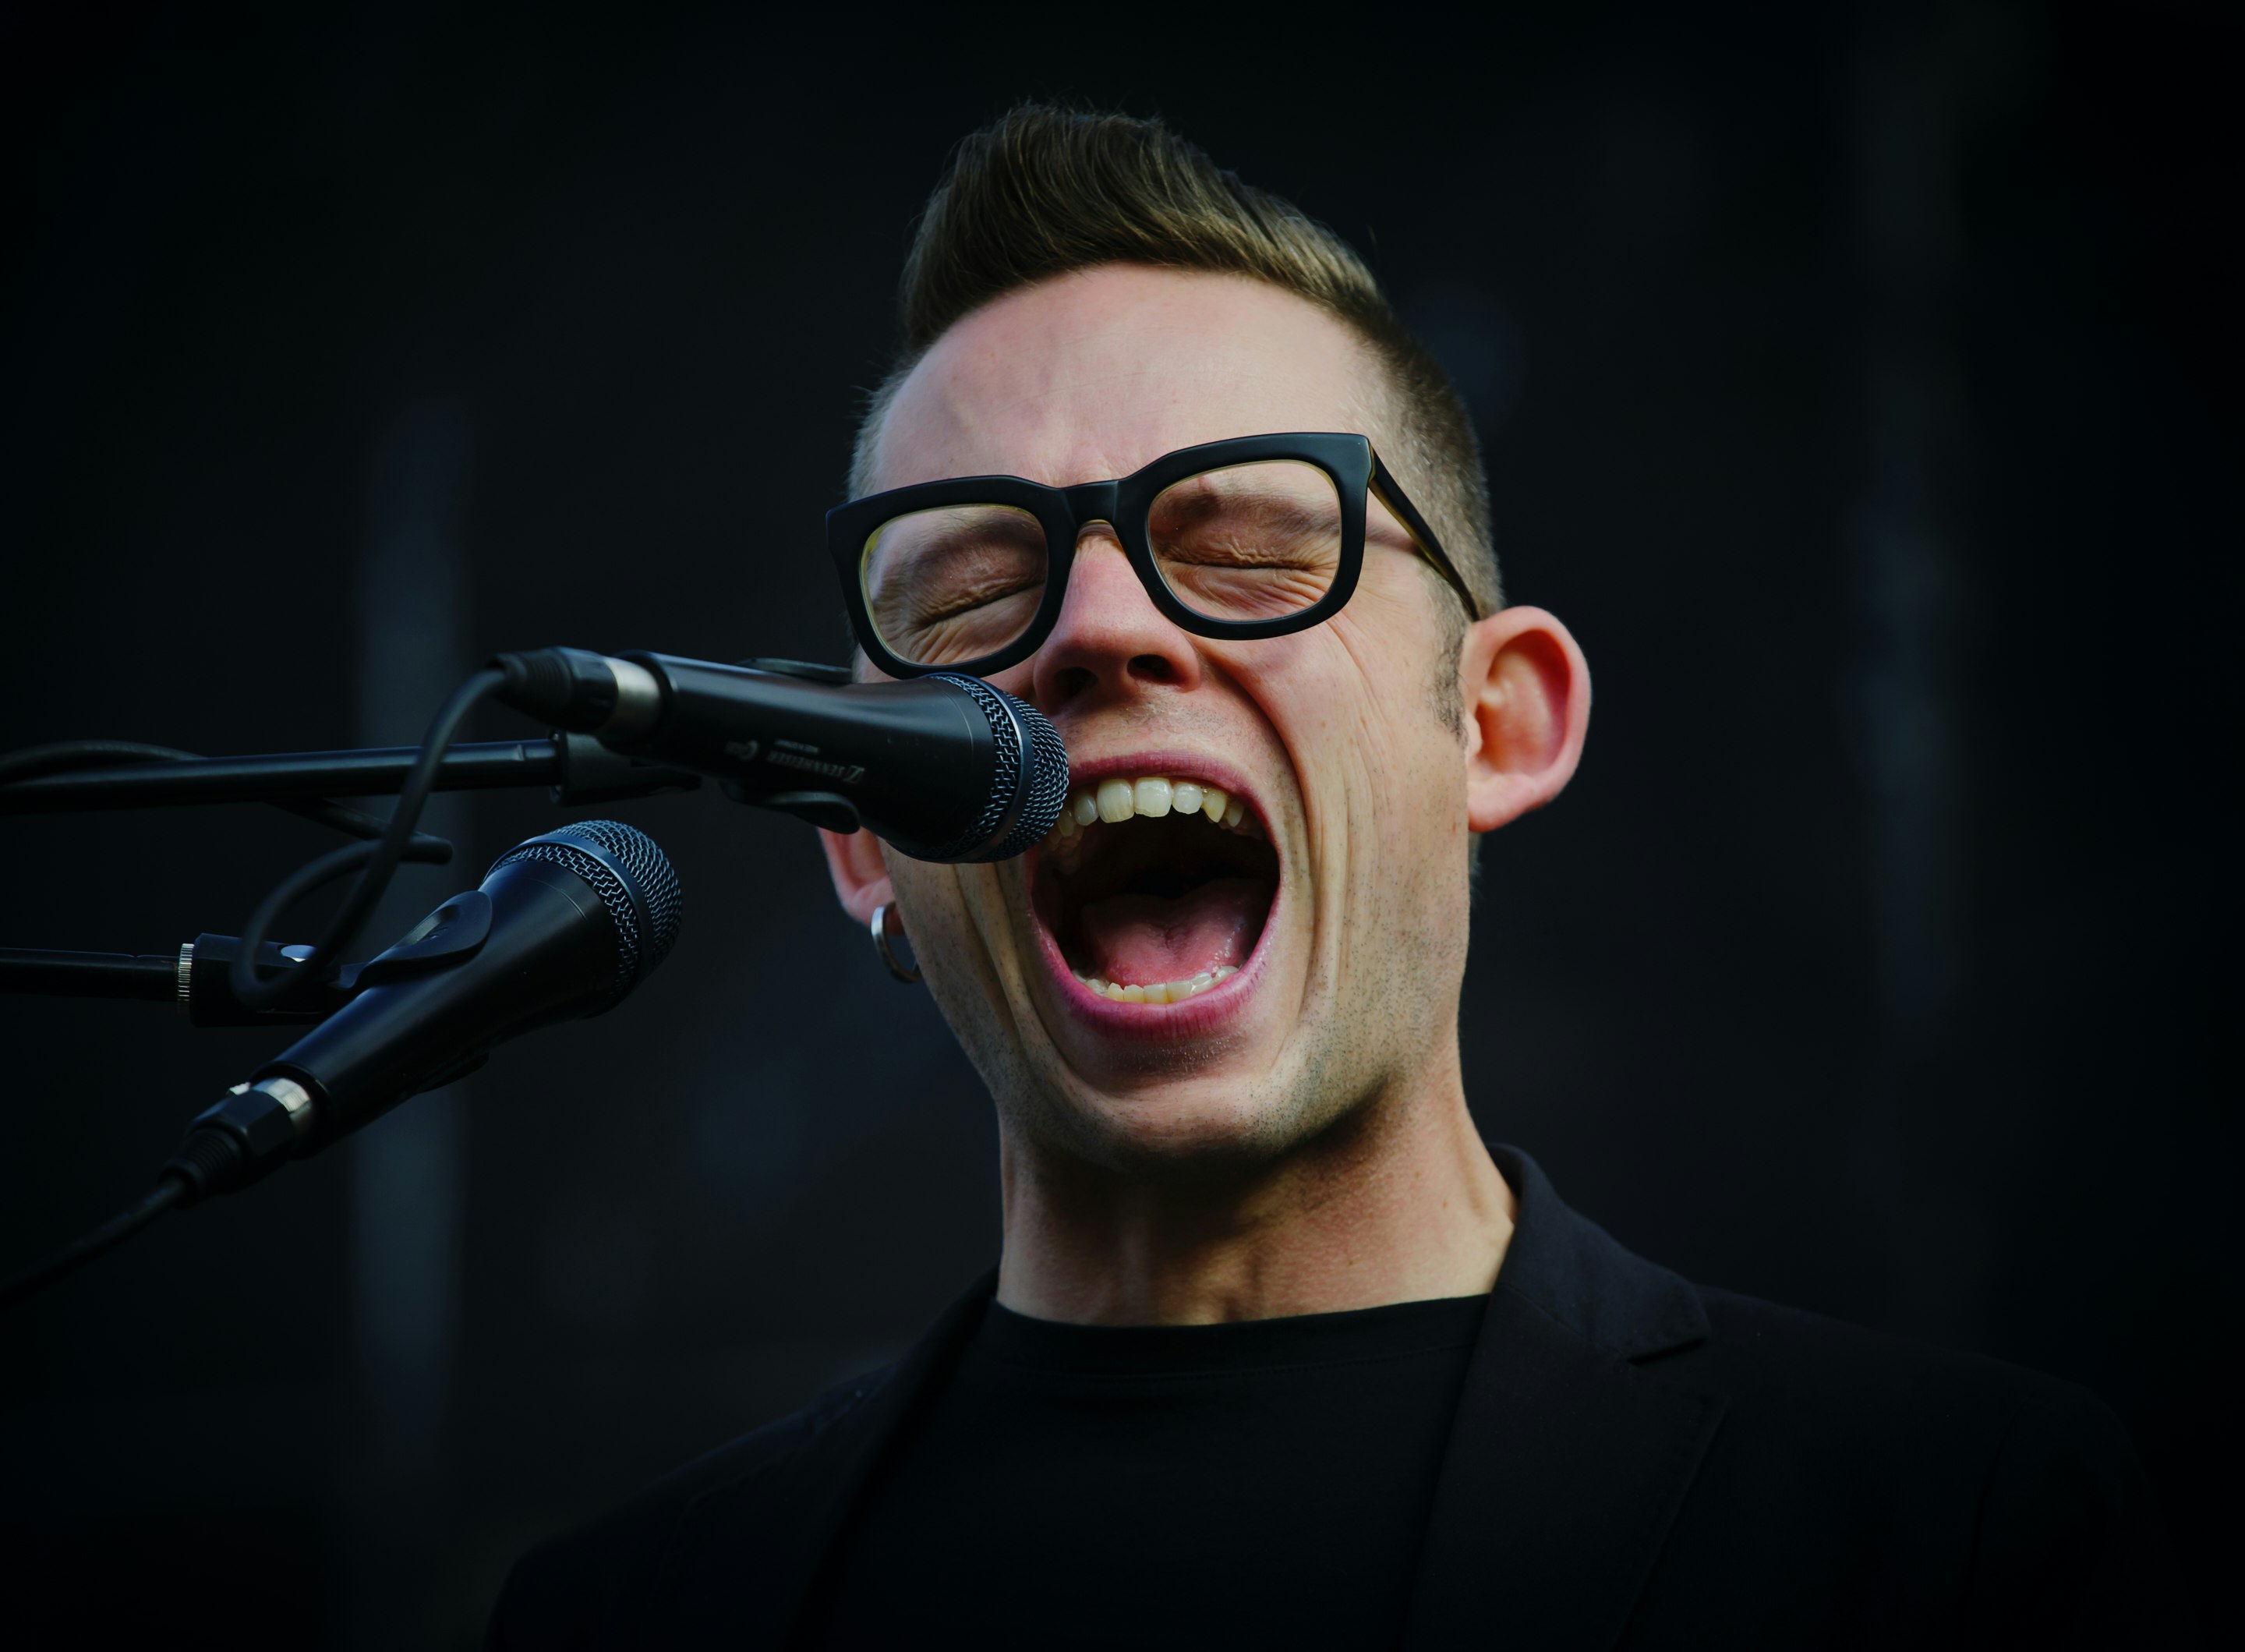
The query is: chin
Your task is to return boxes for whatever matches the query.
[1007,1049,1356,1185]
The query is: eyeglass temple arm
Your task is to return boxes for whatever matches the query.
[1369,457,1483,622]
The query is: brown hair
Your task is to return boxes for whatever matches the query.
[850,104,1501,617]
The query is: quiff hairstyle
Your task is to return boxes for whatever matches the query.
[850,104,1502,617]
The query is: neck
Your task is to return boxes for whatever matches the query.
[993,1053,1515,1325]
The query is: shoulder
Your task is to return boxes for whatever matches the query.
[484,1361,900,1652]
[1653,1286,2194,1642]
[1674,1282,2135,1474]
[1692,1284,2081,1415]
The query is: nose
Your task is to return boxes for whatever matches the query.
[1026,524,1204,711]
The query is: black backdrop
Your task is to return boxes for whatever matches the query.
[2,4,2234,1646]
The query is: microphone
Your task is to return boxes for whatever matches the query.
[166,819,681,1205]
[490,649,1067,862]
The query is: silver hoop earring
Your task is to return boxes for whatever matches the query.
[870,903,921,984]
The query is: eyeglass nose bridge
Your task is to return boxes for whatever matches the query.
[1047,476,1179,637]
[1057,477,1122,532]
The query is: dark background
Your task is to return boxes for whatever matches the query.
[2,2,2234,1645]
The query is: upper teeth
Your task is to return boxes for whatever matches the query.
[1046,776,1251,851]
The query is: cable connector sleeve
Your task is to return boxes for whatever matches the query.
[164,1079,311,1205]
[490,649,621,732]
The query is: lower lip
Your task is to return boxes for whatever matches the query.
[1026,857,1278,1041]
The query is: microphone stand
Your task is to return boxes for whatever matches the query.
[0,948,177,1000]
[0,734,700,1022]
[0,658,778,1306]
[0,731,700,814]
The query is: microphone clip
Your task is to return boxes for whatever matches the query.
[348,890,492,988]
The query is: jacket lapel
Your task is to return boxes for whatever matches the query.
[1398,1149,1727,1650]
[645,1268,997,1649]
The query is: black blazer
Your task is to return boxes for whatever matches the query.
[490,1148,2194,1648]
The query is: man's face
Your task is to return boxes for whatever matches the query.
[840,266,1480,1172]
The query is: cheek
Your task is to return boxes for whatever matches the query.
[1290,628,1467,917]
[895,861,1027,993]
[889,863,976,972]
[1250,620,1450,796]
[889,864,1020,1042]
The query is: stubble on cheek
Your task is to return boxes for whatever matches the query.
[890,857,1137,1162]
[1301,614,1476,1111]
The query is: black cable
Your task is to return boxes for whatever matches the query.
[0,740,453,854]
[0,1175,186,1310]
[232,839,387,958]
[228,666,506,1012]
[0,1106,265,1310]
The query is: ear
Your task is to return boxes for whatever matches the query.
[819,826,894,926]
[1459,605,1591,833]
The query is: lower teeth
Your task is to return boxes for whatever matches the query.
[1075,965,1239,1003]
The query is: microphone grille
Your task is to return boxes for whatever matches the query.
[923,674,1068,862]
[491,819,683,997]
[547,819,684,965]
[1009,699,1069,857]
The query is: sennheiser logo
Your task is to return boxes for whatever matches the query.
[766,749,866,784]
[723,738,762,762]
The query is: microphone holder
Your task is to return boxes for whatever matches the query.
[0,936,355,1022]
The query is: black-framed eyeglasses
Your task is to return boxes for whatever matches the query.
[826,431,1482,679]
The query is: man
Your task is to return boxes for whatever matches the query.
[493,107,2190,1649]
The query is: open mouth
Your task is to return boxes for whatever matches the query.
[1031,773,1280,1006]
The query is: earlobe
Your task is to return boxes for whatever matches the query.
[1461,606,1591,833]
[819,826,895,926]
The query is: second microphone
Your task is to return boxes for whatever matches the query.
[492,649,1067,862]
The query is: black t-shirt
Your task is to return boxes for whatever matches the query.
[800,1291,1490,1649]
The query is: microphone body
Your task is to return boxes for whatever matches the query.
[493,649,1066,862]
[173,821,679,1197]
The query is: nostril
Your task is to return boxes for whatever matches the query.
[1128,653,1179,684]
[1050,664,1098,703]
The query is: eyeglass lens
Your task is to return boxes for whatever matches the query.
[858,459,1343,669]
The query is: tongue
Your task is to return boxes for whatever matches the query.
[1075,876,1269,985]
